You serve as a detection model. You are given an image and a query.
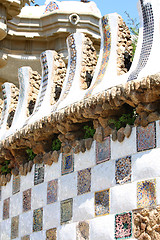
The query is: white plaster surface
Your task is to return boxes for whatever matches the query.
[111,126,137,160]
[31,183,47,210]
[74,141,96,172]
[110,182,137,214]
[44,154,61,182]
[19,211,33,236]
[90,214,115,240]
[10,192,22,217]
[43,202,60,230]
[1,176,12,200]
[30,230,46,240]
[21,168,34,192]
[132,148,160,182]
[1,219,11,240]
[73,193,94,222]
[58,172,77,201]
[58,222,76,240]
[91,160,116,192]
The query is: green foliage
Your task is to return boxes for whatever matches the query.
[83,125,95,139]
[108,110,136,130]
[125,11,139,60]
[26,148,36,161]
[52,138,61,151]
[1,160,11,175]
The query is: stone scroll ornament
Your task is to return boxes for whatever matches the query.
[4,67,32,138]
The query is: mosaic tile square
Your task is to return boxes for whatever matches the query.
[23,188,31,212]
[21,236,30,240]
[61,153,74,175]
[76,221,89,240]
[3,197,10,220]
[11,215,19,239]
[34,163,44,185]
[137,122,156,152]
[33,208,43,232]
[96,136,111,164]
[95,189,110,216]
[13,175,20,195]
[61,198,73,224]
[115,212,132,239]
[115,156,131,185]
[0,186,1,201]
[46,228,57,240]
[137,179,156,208]
[47,179,58,204]
[77,168,91,195]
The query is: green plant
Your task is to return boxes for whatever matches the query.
[83,125,95,139]
[52,138,61,151]
[125,11,139,59]
[26,148,36,161]
[1,160,11,175]
[108,109,136,130]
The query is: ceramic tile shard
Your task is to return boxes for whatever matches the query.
[96,136,111,164]
[61,198,73,224]
[77,168,91,195]
[61,153,74,175]
[13,175,20,195]
[11,215,19,239]
[23,188,31,212]
[115,212,132,239]
[115,156,131,185]
[76,221,89,240]
[34,163,44,185]
[33,208,43,232]
[47,179,58,204]
[21,236,30,240]
[95,189,110,216]
[46,228,57,240]
[3,197,10,220]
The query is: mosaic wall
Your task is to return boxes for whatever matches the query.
[44,1,59,13]
[0,121,160,239]
[85,15,111,98]
[128,0,154,81]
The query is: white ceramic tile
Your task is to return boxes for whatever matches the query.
[73,193,94,222]
[32,183,47,210]
[74,141,96,171]
[91,160,116,192]
[110,182,137,214]
[21,168,34,192]
[19,211,33,236]
[43,202,60,230]
[1,218,11,240]
[30,230,46,240]
[44,154,62,182]
[132,148,160,182]
[59,172,77,201]
[111,126,136,160]
[90,214,115,240]
[58,223,76,240]
[10,192,22,217]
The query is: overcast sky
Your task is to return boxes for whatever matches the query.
[30,0,139,24]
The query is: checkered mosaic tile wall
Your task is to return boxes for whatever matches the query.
[0,121,160,239]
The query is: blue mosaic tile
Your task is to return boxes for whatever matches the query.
[34,163,44,185]
[13,175,20,195]
[95,189,110,216]
[137,122,156,152]
[137,179,156,208]
[77,168,91,195]
[61,153,74,175]
[96,136,111,164]
[61,198,73,224]
[115,212,132,239]
[47,179,58,204]
[33,208,43,232]
[115,156,131,185]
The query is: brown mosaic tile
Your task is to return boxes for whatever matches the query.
[33,208,43,232]
[47,179,58,204]
[3,197,10,220]
[77,221,89,240]
[23,188,31,212]
[11,215,19,239]
[61,198,73,224]
[13,175,20,195]
[96,136,111,164]
[95,189,110,216]
[115,156,131,185]
[21,236,30,240]
[34,163,44,185]
[77,168,91,195]
[46,228,57,240]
